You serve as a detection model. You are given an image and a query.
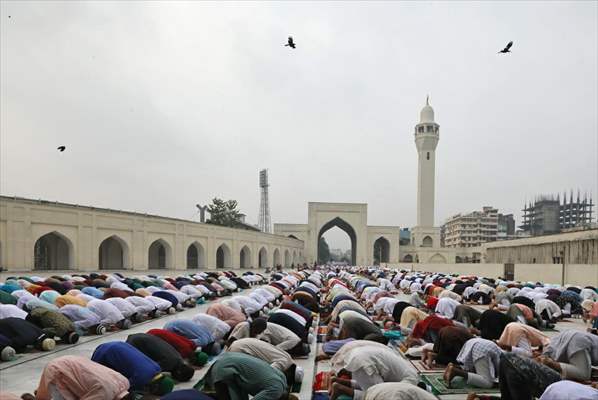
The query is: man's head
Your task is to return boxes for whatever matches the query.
[249,318,267,337]
[148,374,174,395]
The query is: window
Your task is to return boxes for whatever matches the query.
[426,125,434,132]
[418,126,424,133]
[426,152,430,160]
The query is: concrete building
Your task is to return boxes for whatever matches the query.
[498,213,516,239]
[0,196,304,272]
[442,207,499,248]
[521,192,594,236]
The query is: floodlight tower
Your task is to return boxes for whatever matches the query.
[258,169,272,233]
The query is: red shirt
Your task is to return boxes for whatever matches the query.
[412,314,453,339]
[147,328,197,358]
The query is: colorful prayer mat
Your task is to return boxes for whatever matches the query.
[411,359,446,373]
[420,373,500,395]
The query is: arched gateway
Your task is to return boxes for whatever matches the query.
[274,202,401,266]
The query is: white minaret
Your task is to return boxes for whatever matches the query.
[411,97,441,250]
[415,96,439,227]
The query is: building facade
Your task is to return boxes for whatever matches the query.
[442,207,499,248]
[0,196,304,272]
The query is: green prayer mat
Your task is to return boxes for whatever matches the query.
[421,373,500,395]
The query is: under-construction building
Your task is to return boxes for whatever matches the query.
[520,191,594,236]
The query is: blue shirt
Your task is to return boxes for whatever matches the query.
[91,341,160,389]
[153,291,179,307]
[82,286,105,299]
[164,320,214,347]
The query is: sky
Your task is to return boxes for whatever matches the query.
[1,1,597,250]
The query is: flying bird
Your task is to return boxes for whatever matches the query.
[57,146,66,152]
[498,41,513,54]
[285,36,296,49]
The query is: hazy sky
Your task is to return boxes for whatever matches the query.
[1,1,597,250]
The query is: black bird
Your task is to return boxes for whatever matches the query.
[57,146,66,152]
[285,36,296,49]
[498,41,513,54]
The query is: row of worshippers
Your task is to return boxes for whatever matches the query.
[0,271,263,362]
[314,266,598,400]
[0,269,323,400]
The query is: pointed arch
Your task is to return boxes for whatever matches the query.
[292,250,297,266]
[422,236,433,247]
[318,217,357,265]
[284,249,291,267]
[216,243,231,269]
[273,248,281,268]
[288,235,299,240]
[258,247,268,268]
[99,235,129,270]
[402,254,413,263]
[373,236,390,265]
[240,245,251,269]
[429,253,446,263]
[34,231,73,270]
[187,241,205,269]
[148,239,172,269]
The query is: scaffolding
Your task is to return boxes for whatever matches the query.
[520,191,594,236]
[258,169,271,233]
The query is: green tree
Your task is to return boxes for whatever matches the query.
[206,198,243,228]
[318,237,330,264]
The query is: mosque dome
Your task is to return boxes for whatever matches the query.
[420,97,435,123]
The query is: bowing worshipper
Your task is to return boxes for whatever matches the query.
[194,352,295,400]
[496,322,550,357]
[476,309,514,340]
[539,330,598,382]
[397,306,428,332]
[535,298,563,324]
[228,337,304,387]
[268,310,313,343]
[325,298,367,326]
[206,303,246,329]
[234,295,264,318]
[103,287,135,299]
[444,338,503,389]
[434,297,461,319]
[452,304,482,329]
[0,289,17,305]
[0,317,56,353]
[363,382,437,400]
[124,295,161,318]
[402,314,453,349]
[164,319,221,355]
[92,341,175,396]
[468,352,561,400]
[54,294,87,308]
[248,318,309,356]
[422,325,473,367]
[291,289,319,312]
[506,303,549,329]
[335,310,385,343]
[0,303,28,319]
[539,380,598,400]
[192,313,231,342]
[126,333,195,382]
[329,345,418,400]
[165,289,197,308]
[59,304,107,335]
[105,297,149,322]
[147,328,209,367]
[26,307,79,344]
[145,294,176,314]
[81,285,105,298]
[371,297,400,321]
[279,300,314,326]
[153,291,184,311]
[87,298,132,330]
[409,291,426,309]
[21,355,131,400]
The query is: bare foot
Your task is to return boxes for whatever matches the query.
[444,363,456,388]
[329,382,340,400]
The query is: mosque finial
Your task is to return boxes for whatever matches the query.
[426,95,430,106]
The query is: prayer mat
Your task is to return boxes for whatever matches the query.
[411,359,446,373]
[539,326,559,332]
[313,371,332,391]
[420,373,500,395]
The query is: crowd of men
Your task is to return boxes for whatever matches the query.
[1,265,598,399]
